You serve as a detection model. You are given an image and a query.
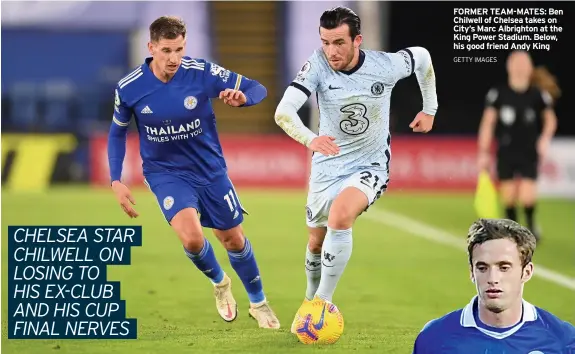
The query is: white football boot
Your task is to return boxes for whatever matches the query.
[248,300,281,329]
[213,274,238,322]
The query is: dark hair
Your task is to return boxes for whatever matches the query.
[319,6,361,39]
[149,16,186,42]
[467,219,536,268]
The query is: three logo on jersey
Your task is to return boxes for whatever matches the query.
[294,58,388,137]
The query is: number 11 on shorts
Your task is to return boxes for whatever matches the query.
[224,189,238,212]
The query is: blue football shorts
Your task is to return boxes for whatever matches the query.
[144,172,248,230]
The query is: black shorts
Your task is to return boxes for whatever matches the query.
[496,156,538,181]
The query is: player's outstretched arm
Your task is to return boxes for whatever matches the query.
[108,122,139,218]
[218,77,267,107]
[274,53,339,156]
[274,86,317,147]
[410,47,438,118]
[389,47,438,133]
[202,60,267,107]
[391,47,438,116]
[108,122,128,185]
[236,77,267,107]
[108,88,138,218]
[274,86,339,156]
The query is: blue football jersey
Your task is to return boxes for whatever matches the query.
[110,56,265,186]
[413,296,575,354]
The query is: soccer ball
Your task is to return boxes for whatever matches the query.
[294,298,344,345]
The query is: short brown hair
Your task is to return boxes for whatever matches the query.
[149,16,186,42]
[467,219,536,268]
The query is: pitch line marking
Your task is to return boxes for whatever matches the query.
[365,209,575,291]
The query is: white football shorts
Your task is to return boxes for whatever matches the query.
[305,167,389,228]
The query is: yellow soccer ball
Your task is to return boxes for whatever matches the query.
[294,298,344,345]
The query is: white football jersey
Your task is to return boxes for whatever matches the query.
[292,48,414,177]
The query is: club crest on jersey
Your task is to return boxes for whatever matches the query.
[163,196,174,210]
[371,82,385,96]
[184,96,198,110]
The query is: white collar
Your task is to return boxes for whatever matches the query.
[460,296,538,339]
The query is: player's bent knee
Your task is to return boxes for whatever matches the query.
[328,209,355,229]
[307,227,327,253]
[308,235,323,253]
[213,226,245,251]
[328,188,368,229]
[171,208,204,253]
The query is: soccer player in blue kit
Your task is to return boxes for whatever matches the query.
[107,16,280,329]
[413,218,575,353]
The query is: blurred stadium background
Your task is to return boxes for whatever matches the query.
[2,1,574,353]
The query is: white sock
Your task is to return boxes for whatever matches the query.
[315,227,353,302]
[305,246,322,300]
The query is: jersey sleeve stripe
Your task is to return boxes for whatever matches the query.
[118,67,142,86]
[401,48,415,75]
[182,59,205,64]
[119,72,143,89]
[234,75,243,90]
[181,59,205,70]
[289,82,311,97]
[182,58,204,66]
[181,63,205,71]
[113,116,129,127]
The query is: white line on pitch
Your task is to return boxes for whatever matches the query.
[365,209,575,291]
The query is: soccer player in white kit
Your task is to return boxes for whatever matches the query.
[273,7,439,332]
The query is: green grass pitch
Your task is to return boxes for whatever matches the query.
[2,187,574,353]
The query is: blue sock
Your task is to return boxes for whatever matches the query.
[184,238,224,284]
[227,237,265,304]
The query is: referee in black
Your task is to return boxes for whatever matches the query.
[477,50,560,242]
